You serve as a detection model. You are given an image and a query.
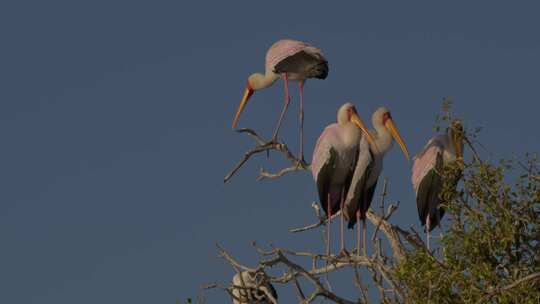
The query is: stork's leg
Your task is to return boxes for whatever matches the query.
[362,219,367,256]
[298,80,305,161]
[339,189,347,256]
[327,193,332,258]
[271,73,291,142]
[356,211,361,258]
[426,215,431,251]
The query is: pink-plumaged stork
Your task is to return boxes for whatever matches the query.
[343,107,410,256]
[311,103,375,256]
[412,120,464,250]
[232,39,328,161]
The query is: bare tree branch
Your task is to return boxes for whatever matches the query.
[270,250,357,304]
[258,165,306,181]
[224,128,309,183]
[292,277,306,303]
[288,199,407,263]
[289,202,341,233]
[366,209,405,262]
[217,244,366,303]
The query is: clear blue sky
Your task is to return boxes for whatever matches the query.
[1,1,539,303]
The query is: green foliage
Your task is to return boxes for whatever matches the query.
[396,116,540,303]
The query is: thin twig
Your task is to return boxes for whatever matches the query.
[216,243,256,272]
[366,209,405,262]
[293,277,307,303]
[224,128,309,183]
[372,202,399,243]
[478,272,540,303]
[289,204,342,233]
[352,260,369,303]
[258,164,306,181]
[290,199,407,262]
[372,178,389,242]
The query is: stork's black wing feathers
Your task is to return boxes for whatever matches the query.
[316,148,339,216]
[416,151,444,231]
[274,51,329,79]
[360,179,378,219]
[342,145,360,210]
[345,145,375,229]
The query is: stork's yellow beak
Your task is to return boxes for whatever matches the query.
[350,112,378,152]
[232,85,254,129]
[385,118,410,160]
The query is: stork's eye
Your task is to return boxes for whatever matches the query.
[382,112,392,124]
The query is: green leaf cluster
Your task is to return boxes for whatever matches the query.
[396,115,540,303]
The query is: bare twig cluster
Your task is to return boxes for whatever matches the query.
[224,128,309,183]
[211,150,430,303]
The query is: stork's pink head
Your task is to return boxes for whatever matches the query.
[372,107,409,160]
[337,103,377,149]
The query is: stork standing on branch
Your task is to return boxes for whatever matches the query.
[311,103,376,257]
[343,107,410,256]
[412,119,464,250]
[231,39,328,161]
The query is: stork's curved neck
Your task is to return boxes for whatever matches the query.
[372,123,393,156]
[249,71,280,90]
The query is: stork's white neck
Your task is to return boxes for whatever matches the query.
[445,131,464,161]
[341,123,362,148]
[372,123,393,156]
[249,71,280,90]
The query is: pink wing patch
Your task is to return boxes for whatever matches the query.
[266,39,324,73]
[411,136,444,194]
[311,124,338,180]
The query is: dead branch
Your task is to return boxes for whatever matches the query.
[365,209,406,262]
[352,261,369,303]
[292,277,306,303]
[267,249,357,304]
[213,239,414,303]
[372,178,389,242]
[258,165,306,181]
[216,244,368,303]
[288,199,407,263]
[224,128,309,183]
[289,202,342,233]
[217,243,257,273]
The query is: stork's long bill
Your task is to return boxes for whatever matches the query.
[350,112,378,150]
[232,84,255,129]
[384,118,410,160]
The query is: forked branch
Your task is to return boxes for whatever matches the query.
[224,128,309,183]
